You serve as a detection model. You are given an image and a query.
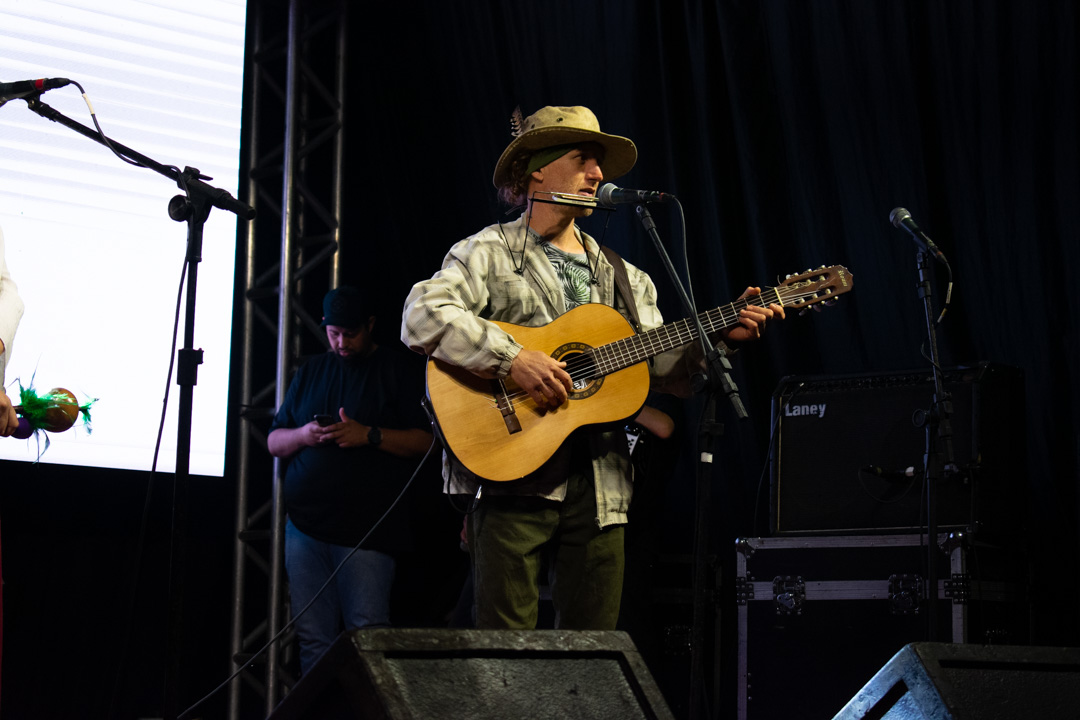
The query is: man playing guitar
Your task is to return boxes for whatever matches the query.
[401,105,782,631]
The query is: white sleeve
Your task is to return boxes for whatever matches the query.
[0,226,26,386]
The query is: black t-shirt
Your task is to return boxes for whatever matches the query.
[270,344,429,553]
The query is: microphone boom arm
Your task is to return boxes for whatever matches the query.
[22,96,254,219]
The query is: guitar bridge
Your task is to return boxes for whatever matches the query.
[494,379,522,435]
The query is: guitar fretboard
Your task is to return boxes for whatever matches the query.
[582,287,790,380]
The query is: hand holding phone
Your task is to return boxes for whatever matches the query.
[314,413,335,427]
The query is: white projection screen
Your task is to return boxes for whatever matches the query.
[0,0,248,475]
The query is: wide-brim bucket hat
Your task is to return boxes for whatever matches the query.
[492,106,637,188]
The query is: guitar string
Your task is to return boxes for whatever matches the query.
[485,284,828,410]
[490,285,826,409]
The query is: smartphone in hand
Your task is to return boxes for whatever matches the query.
[314,414,335,427]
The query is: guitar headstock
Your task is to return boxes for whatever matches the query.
[777,265,854,312]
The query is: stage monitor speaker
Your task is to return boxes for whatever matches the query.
[834,642,1080,719]
[770,362,1024,535]
[268,628,675,720]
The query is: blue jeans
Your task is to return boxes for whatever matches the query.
[284,517,395,674]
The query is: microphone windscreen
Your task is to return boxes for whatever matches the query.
[889,207,911,228]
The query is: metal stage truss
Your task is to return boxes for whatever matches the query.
[228,1,348,718]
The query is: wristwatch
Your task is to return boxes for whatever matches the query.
[367,426,382,447]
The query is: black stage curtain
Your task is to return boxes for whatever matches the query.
[2,2,1077,718]
[349,0,1078,641]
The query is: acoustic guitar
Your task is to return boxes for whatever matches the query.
[426,265,852,481]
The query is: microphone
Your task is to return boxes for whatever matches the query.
[0,77,72,104]
[597,183,671,208]
[861,465,918,482]
[889,207,948,264]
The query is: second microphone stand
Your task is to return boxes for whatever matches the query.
[914,247,956,640]
[23,95,254,720]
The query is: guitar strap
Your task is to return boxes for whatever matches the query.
[600,245,642,333]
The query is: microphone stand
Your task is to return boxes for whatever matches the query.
[914,248,955,641]
[635,204,744,720]
[22,96,254,720]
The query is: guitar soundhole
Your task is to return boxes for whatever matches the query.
[552,344,604,400]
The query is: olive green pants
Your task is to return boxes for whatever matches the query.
[467,470,625,630]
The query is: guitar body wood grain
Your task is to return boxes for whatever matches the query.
[426,304,650,482]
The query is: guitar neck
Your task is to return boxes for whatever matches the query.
[592,287,783,374]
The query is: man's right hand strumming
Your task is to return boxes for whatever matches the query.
[510,348,572,409]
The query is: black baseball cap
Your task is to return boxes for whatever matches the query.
[320,286,371,328]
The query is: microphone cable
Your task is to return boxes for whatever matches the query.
[176,436,440,720]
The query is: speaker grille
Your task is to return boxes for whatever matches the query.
[836,642,1080,720]
[270,628,675,720]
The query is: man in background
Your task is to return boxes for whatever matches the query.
[269,285,432,674]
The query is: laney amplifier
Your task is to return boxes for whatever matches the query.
[768,363,1023,536]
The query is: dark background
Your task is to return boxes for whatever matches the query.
[1,1,1077,718]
